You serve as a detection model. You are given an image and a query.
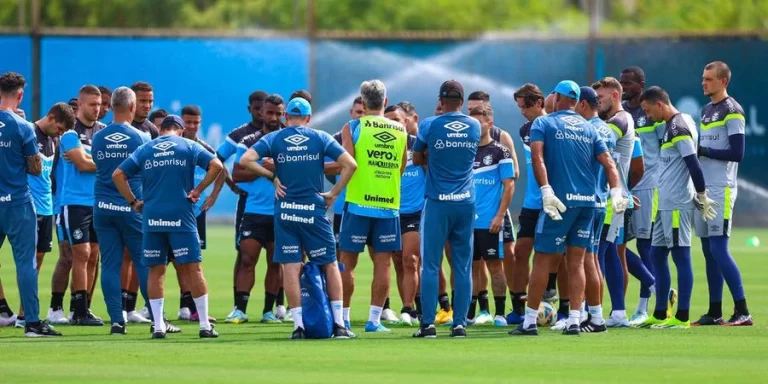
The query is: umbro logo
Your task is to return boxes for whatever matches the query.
[559,116,583,126]
[284,134,309,146]
[0,121,5,129]
[444,121,470,133]
[152,141,177,151]
[105,132,130,144]
[373,131,396,143]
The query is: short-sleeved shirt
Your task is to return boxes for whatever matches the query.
[624,101,664,190]
[0,110,38,207]
[658,113,699,210]
[520,120,542,209]
[589,116,616,208]
[699,96,745,188]
[92,123,151,216]
[28,125,57,215]
[413,111,481,204]
[217,122,261,162]
[131,120,160,140]
[605,110,636,197]
[59,120,105,207]
[235,132,275,216]
[400,135,426,214]
[473,141,515,229]
[193,138,216,218]
[530,110,608,208]
[118,135,215,232]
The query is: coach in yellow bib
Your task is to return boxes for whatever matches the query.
[338,79,407,333]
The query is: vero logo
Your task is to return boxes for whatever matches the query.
[152,141,177,151]
[105,132,130,144]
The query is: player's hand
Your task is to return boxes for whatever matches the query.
[187,188,202,204]
[489,215,504,234]
[695,190,719,222]
[200,193,218,212]
[697,146,710,158]
[540,185,566,221]
[262,157,275,169]
[319,191,337,209]
[133,200,144,214]
[13,108,26,119]
[273,177,287,199]
[610,187,629,215]
[632,195,641,210]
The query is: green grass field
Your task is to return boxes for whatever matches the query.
[1,226,766,383]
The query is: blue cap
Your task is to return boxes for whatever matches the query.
[579,86,599,106]
[160,114,184,130]
[552,80,580,100]
[286,97,312,116]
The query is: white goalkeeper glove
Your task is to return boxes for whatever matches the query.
[694,190,719,222]
[541,185,566,221]
[610,187,629,215]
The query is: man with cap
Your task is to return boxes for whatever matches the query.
[239,97,358,340]
[509,80,628,337]
[412,80,480,338]
[113,114,223,339]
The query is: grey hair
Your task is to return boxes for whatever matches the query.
[359,79,387,111]
[111,86,136,111]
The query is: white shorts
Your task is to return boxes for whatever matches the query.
[694,187,736,238]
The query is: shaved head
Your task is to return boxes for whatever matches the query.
[544,94,556,114]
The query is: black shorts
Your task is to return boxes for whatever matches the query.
[62,205,98,245]
[623,208,635,244]
[517,208,541,239]
[502,213,515,243]
[36,214,53,253]
[196,211,207,250]
[239,213,275,245]
[473,229,504,261]
[400,211,422,234]
[235,194,247,250]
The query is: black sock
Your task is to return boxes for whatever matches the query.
[558,299,570,317]
[708,301,723,319]
[676,309,689,323]
[494,296,506,317]
[233,286,237,307]
[181,291,194,312]
[74,290,88,317]
[17,315,24,321]
[125,291,137,312]
[87,292,93,309]
[653,309,667,320]
[438,293,450,311]
[276,287,285,307]
[547,273,557,291]
[468,296,478,319]
[121,289,128,311]
[734,299,749,316]
[383,297,391,310]
[401,306,413,314]
[0,298,12,317]
[70,294,76,313]
[50,292,64,312]
[512,292,527,315]
[235,291,250,313]
[414,294,422,315]
[179,291,185,309]
[478,290,490,313]
[264,292,278,314]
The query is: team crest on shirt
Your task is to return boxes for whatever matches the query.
[711,112,719,121]
[483,155,493,166]
[637,116,646,127]
[73,229,83,240]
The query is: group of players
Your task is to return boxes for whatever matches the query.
[0,58,753,339]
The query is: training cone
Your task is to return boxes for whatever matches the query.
[746,236,760,247]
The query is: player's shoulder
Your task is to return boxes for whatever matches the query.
[228,122,254,139]
[724,97,745,116]
[666,113,695,137]
[606,110,633,133]
[239,132,262,148]
[195,137,216,154]
[490,140,512,159]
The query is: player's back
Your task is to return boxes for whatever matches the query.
[658,113,698,210]
[59,120,105,206]
[606,110,635,193]
[624,101,664,190]
[473,140,514,229]
[236,132,275,216]
[699,96,744,188]
[589,116,616,207]
[0,110,37,207]
[418,112,480,204]
[400,135,426,214]
[28,125,56,215]
[92,123,150,213]
[520,120,542,209]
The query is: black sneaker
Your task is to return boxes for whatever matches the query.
[110,322,127,335]
[290,327,306,340]
[580,321,607,333]
[692,314,725,326]
[542,289,559,304]
[72,314,104,326]
[152,331,166,339]
[563,323,580,336]
[199,324,219,338]
[508,323,538,336]
[413,324,437,338]
[450,325,466,338]
[333,324,356,339]
[24,321,62,337]
[151,319,182,334]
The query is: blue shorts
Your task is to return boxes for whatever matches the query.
[590,208,606,255]
[534,207,595,254]
[339,212,401,253]
[143,232,202,266]
[275,212,336,265]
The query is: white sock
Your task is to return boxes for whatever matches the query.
[368,305,383,326]
[150,298,165,333]
[290,307,304,330]
[612,309,626,319]
[523,306,538,328]
[567,310,581,327]
[636,297,649,313]
[331,301,344,327]
[193,294,211,331]
[343,307,350,322]
[588,305,604,325]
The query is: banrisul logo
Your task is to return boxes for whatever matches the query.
[373,131,396,149]
[444,121,470,138]
[105,132,130,149]
[284,134,309,151]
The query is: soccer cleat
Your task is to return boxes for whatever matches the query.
[399,312,414,326]
[542,289,559,304]
[629,311,649,326]
[88,310,103,322]
[283,310,293,322]
[46,309,70,325]
[667,289,678,320]
[67,311,74,322]
[508,323,538,336]
[473,311,493,325]
[72,314,104,326]
[606,316,630,328]
[24,321,62,338]
[127,311,152,324]
[344,320,352,330]
[505,311,524,325]
[290,327,306,340]
[178,307,191,321]
[190,311,217,323]
[260,311,282,324]
[724,314,754,327]
[0,313,17,327]
[199,325,219,338]
[381,308,399,323]
[580,320,607,333]
[139,306,151,319]
[275,305,287,320]
[633,316,666,328]
[450,324,467,338]
[551,313,568,331]
[150,319,182,334]
[15,318,25,328]
[435,309,453,324]
[225,308,249,324]
[413,324,437,338]
[494,315,508,327]
[110,323,127,335]
[651,317,690,329]
[691,314,725,326]
[562,323,581,335]
[333,324,356,339]
[152,331,167,339]
[364,321,391,333]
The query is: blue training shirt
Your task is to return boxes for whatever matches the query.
[530,110,608,208]
[346,118,399,218]
[413,111,480,204]
[192,138,217,218]
[92,123,151,216]
[400,135,426,214]
[0,110,38,207]
[520,120,542,209]
[473,140,515,229]
[59,120,104,207]
[235,132,275,216]
[589,116,616,208]
[119,135,215,233]
[28,125,56,215]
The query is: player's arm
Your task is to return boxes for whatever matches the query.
[412,118,430,166]
[326,152,357,200]
[400,144,408,175]
[114,151,143,211]
[699,114,746,162]
[341,122,355,159]
[217,134,245,194]
[21,125,41,175]
[232,143,259,183]
[194,158,223,198]
[499,131,520,181]
[596,152,621,190]
[324,161,342,177]
[628,138,645,190]
[60,132,96,172]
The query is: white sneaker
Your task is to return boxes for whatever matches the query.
[629,311,649,327]
[178,307,191,321]
[127,310,152,324]
[493,315,508,327]
[381,308,399,323]
[551,318,567,331]
[400,312,414,326]
[474,311,493,325]
[275,305,287,320]
[139,306,151,319]
[47,308,70,325]
[606,316,630,328]
[67,311,74,322]
[0,313,17,327]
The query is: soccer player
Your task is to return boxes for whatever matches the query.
[693,61,752,326]
[290,90,312,104]
[239,97,357,340]
[98,86,112,121]
[509,80,627,336]
[412,80,479,338]
[0,72,61,337]
[638,86,717,329]
[507,83,546,324]
[92,86,152,334]
[468,104,515,327]
[114,114,223,339]
[130,82,160,139]
[61,85,106,326]
[229,95,285,324]
[339,80,408,333]
[68,97,79,115]
[149,109,168,129]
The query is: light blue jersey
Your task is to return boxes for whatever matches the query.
[473,141,515,229]
[192,138,217,218]
[28,125,56,215]
[59,120,103,207]
[0,110,38,207]
[519,120,542,209]
[92,123,151,215]
[400,135,426,214]
[235,132,275,216]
